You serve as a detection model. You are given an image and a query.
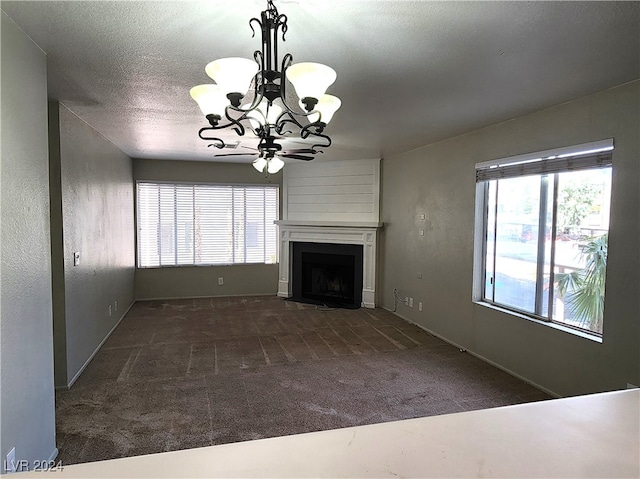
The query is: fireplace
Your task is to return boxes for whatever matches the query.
[291,242,363,308]
[276,221,381,308]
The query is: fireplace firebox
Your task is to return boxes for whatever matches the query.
[291,242,363,309]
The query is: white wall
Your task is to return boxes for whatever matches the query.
[380,81,639,397]
[0,11,57,471]
[283,159,380,224]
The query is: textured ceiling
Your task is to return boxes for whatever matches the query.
[2,1,639,163]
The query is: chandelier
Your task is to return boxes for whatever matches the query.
[190,0,341,174]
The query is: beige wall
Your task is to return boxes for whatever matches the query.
[135,263,278,300]
[380,81,639,397]
[133,159,282,299]
[49,102,136,387]
[0,12,57,471]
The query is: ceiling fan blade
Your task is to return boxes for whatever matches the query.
[282,148,317,154]
[282,138,313,146]
[282,154,314,161]
[213,153,257,157]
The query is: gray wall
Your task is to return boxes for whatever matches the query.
[0,12,57,471]
[49,102,135,387]
[48,102,67,388]
[380,81,639,397]
[133,159,282,299]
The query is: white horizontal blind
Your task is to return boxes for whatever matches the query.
[476,140,613,182]
[137,182,279,267]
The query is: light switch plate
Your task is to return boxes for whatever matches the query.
[73,251,80,266]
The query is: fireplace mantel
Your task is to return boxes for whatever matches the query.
[276,220,383,228]
[275,221,383,308]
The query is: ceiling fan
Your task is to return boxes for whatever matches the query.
[210,136,316,161]
[205,134,320,174]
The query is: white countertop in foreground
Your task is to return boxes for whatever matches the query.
[18,389,639,478]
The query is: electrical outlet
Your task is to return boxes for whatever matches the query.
[218,277,224,285]
[6,447,16,473]
[419,230,424,236]
[419,214,426,220]
[114,300,118,312]
[409,297,414,308]
[108,305,112,317]
[417,272,422,279]
[418,301,423,312]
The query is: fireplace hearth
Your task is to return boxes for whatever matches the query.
[291,242,363,309]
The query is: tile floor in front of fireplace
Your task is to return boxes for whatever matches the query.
[55,296,551,465]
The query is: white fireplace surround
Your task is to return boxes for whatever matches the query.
[276,159,382,308]
[276,221,382,308]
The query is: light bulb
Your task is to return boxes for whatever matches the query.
[205,57,258,96]
[267,156,285,174]
[253,157,268,173]
[286,62,336,108]
[245,100,283,129]
[304,94,341,124]
[190,84,228,117]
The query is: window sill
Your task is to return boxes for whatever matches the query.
[473,301,603,344]
[137,263,279,269]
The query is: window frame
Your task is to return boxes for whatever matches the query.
[135,180,280,268]
[472,139,613,339]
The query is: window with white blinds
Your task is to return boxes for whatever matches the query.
[137,182,279,267]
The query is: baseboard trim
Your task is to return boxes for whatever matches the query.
[65,300,136,389]
[134,293,277,301]
[464,349,560,398]
[48,447,59,463]
[381,307,561,399]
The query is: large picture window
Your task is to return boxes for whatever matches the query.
[474,140,613,336]
[137,182,279,267]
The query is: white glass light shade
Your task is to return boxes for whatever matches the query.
[286,62,336,103]
[267,156,285,174]
[205,57,258,95]
[246,100,283,129]
[190,84,228,117]
[304,94,341,124]
[253,157,268,173]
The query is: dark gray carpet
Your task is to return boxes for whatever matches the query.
[56,296,550,465]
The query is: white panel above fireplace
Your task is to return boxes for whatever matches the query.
[283,158,380,224]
